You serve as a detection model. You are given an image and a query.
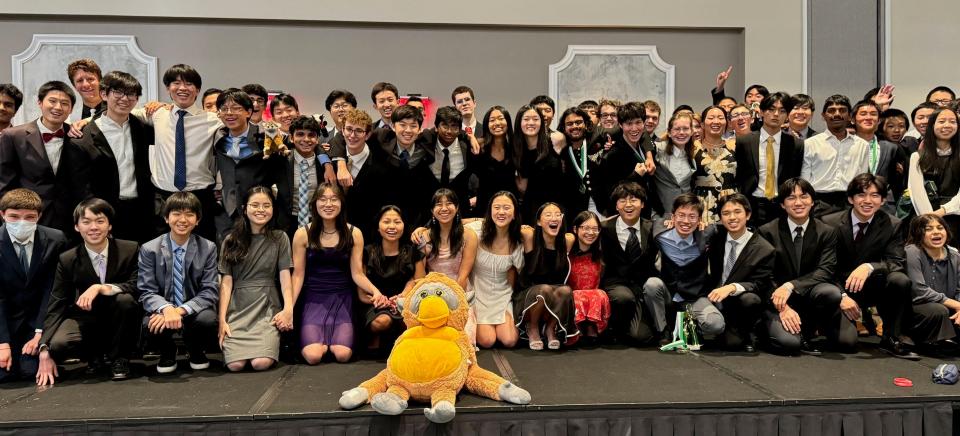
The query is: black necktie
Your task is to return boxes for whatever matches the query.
[399,149,410,170]
[854,222,868,242]
[793,226,803,271]
[440,147,451,186]
[626,227,641,258]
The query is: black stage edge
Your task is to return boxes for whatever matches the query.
[1,345,959,435]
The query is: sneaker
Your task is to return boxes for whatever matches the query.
[156,358,177,374]
[189,353,210,370]
[112,358,131,380]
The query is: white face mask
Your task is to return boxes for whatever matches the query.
[5,220,37,242]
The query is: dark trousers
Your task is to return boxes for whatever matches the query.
[748,196,782,229]
[764,282,858,354]
[604,282,655,344]
[0,332,38,382]
[155,187,221,243]
[847,272,912,341]
[49,293,141,362]
[144,307,217,359]
[813,191,848,218]
[910,302,959,344]
[719,291,763,348]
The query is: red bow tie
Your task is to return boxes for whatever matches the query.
[41,129,64,143]
[465,127,473,136]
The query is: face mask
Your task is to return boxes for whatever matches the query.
[5,219,37,242]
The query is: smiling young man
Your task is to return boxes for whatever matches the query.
[67,59,105,119]
[201,88,221,113]
[371,82,399,130]
[0,81,79,233]
[758,178,854,355]
[786,93,817,141]
[69,71,155,243]
[36,198,141,385]
[558,107,602,215]
[821,173,918,359]
[901,102,938,154]
[0,84,23,133]
[417,106,475,214]
[852,100,905,209]
[138,192,218,375]
[452,86,482,140]
[801,95,871,217]
[598,101,657,217]
[324,89,357,139]
[241,84,268,125]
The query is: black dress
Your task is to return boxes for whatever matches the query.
[361,244,420,328]
[514,248,578,342]
[523,148,572,224]
[474,152,518,218]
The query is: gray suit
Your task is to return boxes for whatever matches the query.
[651,141,694,216]
[137,233,219,315]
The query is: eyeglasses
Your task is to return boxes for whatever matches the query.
[316,197,341,205]
[109,89,139,100]
[730,112,751,120]
[673,213,700,223]
[331,103,352,110]
[542,213,564,220]
[600,113,617,119]
[246,203,272,210]
[344,127,367,136]
[249,97,266,105]
[219,106,247,114]
[578,226,600,234]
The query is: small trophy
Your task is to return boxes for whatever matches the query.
[659,304,702,352]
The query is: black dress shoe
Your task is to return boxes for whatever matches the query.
[85,358,105,375]
[879,338,921,360]
[743,343,757,353]
[799,340,822,356]
[111,358,131,380]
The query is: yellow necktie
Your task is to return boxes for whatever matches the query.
[764,136,777,199]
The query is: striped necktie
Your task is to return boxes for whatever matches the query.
[298,160,310,227]
[173,247,185,307]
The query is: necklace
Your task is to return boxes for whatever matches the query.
[322,228,338,235]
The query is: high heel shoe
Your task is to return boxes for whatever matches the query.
[528,340,544,351]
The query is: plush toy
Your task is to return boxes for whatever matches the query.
[339,272,531,423]
[259,120,289,159]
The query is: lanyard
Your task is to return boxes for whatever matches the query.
[568,144,588,179]
[869,137,879,174]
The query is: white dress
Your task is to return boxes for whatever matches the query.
[465,221,525,325]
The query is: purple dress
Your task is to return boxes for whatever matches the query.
[300,247,354,348]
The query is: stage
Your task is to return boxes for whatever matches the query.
[0,342,957,435]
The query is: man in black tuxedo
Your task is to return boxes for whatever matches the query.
[337,109,391,236]
[417,106,477,215]
[36,199,141,385]
[0,81,80,234]
[597,102,656,217]
[706,193,775,351]
[0,83,23,133]
[599,182,660,344]
[758,178,857,355]
[69,71,155,243]
[559,107,604,216]
[821,174,918,359]
[0,189,68,382]
[275,116,335,237]
[734,92,804,227]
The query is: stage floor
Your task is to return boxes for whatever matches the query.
[1,342,959,434]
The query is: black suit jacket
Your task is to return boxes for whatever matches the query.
[214,123,287,217]
[0,224,68,345]
[342,146,392,237]
[599,217,659,288]
[707,229,776,299]
[415,128,477,214]
[40,238,139,346]
[69,116,154,209]
[596,132,655,215]
[368,128,436,228]
[733,131,804,198]
[0,120,79,232]
[757,217,838,296]
[821,209,905,282]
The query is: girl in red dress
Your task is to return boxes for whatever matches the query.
[568,211,609,345]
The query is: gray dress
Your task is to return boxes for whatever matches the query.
[219,230,292,363]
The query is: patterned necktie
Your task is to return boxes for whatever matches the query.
[722,239,739,283]
[174,109,188,191]
[173,247,185,307]
[15,242,28,273]
[440,147,451,186]
[793,226,803,271]
[764,136,777,199]
[95,253,106,284]
[854,222,868,242]
[298,159,310,227]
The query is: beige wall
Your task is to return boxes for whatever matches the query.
[890,0,958,114]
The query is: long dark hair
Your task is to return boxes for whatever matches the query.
[907,213,952,247]
[366,205,417,280]
[307,182,352,252]
[480,106,516,167]
[918,108,960,175]
[513,105,551,166]
[570,210,603,263]
[523,202,569,278]
[480,191,522,251]
[221,186,278,265]
[427,188,464,261]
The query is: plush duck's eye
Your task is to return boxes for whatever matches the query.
[435,290,443,296]
[420,291,427,298]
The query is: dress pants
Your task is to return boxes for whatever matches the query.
[846,272,912,341]
[49,293,141,362]
[604,280,657,344]
[641,277,726,338]
[144,307,218,359]
[0,332,38,382]
[747,196,782,229]
[764,282,858,354]
[910,303,960,344]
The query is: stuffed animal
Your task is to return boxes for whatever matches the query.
[259,120,289,159]
[339,272,531,423]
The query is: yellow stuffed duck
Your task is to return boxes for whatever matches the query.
[339,272,531,423]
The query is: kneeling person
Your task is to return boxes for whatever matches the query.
[37,199,141,385]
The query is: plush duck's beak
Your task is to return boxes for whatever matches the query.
[417,296,450,328]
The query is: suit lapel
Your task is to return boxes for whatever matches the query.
[750,133,761,176]
[104,239,120,280]
[159,236,172,296]
[88,120,115,161]
[25,229,46,283]
[778,220,800,275]
[75,244,99,285]
[800,221,819,270]
[0,227,25,280]
[183,234,199,294]
[777,135,793,180]
[728,234,759,279]
[25,121,50,164]
[838,211,856,255]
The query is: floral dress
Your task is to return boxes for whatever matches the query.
[692,140,738,224]
[568,253,610,337]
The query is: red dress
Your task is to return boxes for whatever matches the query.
[568,253,610,337]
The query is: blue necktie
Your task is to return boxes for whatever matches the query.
[298,160,310,227]
[173,247,185,307]
[174,109,187,191]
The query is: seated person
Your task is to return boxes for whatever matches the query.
[0,189,68,382]
[904,214,960,353]
[758,178,856,355]
[36,198,141,385]
[138,192,218,374]
[706,194,775,352]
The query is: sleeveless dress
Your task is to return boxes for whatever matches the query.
[692,141,738,224]
[514,248,578,343]
[219,231,292,363]
[568,253,610,335]
[300,245,354,348]
[466,221,525,324]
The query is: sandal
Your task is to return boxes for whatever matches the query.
[547,340,560,350]
[528,340,544,351]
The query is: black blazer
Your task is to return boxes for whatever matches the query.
[821,209,905,281]
[368,128,436,228]
[757,217,838,296]
[707,229,776,299]
[598,217,659,288]
[415,128,477,214]
[597,132,655,216]
[733,131,804,198]
[0,120,80,232]
[214,124,286,217]
[561,141,604,216]
[40,238,139,346]
[0,224,68,345]
[343,146,392,237]
[69,115,154,209]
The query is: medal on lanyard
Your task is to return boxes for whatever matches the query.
[869,138,879,175]
[569,145,588,194]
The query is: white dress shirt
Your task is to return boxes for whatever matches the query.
[36,119,64,175]
[752,128,782,198]
[787,218,809,238]
[724,230,753,295]
[801,131,869,192]
[94,116,138,199]
[615,216,644,251]
[132,105,223,192]
[430,138,466,182]
[84,243,122,295]
[347,144,370,179]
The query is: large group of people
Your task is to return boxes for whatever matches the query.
[2,58,960,388]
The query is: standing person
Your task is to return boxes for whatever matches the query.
[515,104,556,221]
[802,95,870,217]
[201,88,222,113]
[473,106,519,218]
[786,94,817,141]
[568,211,610,345]
[880,108,909,144]
[901,102,938,155]
[852,100,905,209]
[418,106,477,214]
[336,110,389,236]
[241,84,268,125]
[597,98,621,131]
[292,183,386,364]
[578,100,599,127]
[69,71,155,243]
[36,199,140,384]
[0,189,68,383]
[651,113,696,218]
[0,84,24,133]
[515,203,577,350]
[694,106,738,224]
[452,86,483,140]
[67,59,105,119]
[361,206,421,354]
[642,100,662,139]
[904,214,960,351]
[269,93,301,135]
[324,89,357,139]
[138,192,219,374]
[907,108,960,245]
[598,102,656,217]
[275,116,336,237]
[559,107,603,215]
[728,104,754,138]
[218,187,294,372]
[371,82,399,130]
